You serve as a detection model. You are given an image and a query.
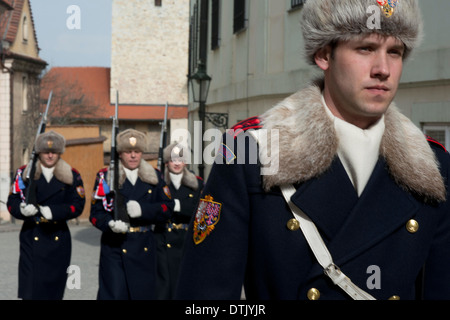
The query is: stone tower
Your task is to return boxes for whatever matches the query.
[111,0,190,106]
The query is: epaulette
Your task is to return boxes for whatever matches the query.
[99,167,108,173]
[72,168,80,175]
[426,135,447,152]
[228,116,262,138]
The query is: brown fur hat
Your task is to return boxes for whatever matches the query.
[35,130,66,154]
[116,129,147,153]
[301,0,423,65]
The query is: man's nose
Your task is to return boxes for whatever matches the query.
[371,52,390,80]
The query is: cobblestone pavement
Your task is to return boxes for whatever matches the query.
[0,220,101,300]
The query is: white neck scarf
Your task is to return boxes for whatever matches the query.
[124,167,138,186]
[41,165,55,183]
[322,96,385,196]
[170,172,183,190]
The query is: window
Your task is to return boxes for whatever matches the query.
[233,0,246,34]
[423,125,450,150]
[23,148,30,167]
[189,3,199,75]
[22,16,28,42]
[155,0,162,7]
[291,0,306,9]
[22,76,28,112]
[211,0,220,50]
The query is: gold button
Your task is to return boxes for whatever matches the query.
[406,219,419,233]
[144,247,148,252]
[388,295,400,300]
[189,194,194,198]
[167,244,172,248]
[122,249,127,254]
[148,189,152,194]
[287,218,300,231]
[307,288,320,300]
[34,236,39,241]
[54,236,59,241]
[168,228,172,232]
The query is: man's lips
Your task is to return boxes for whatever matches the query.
[366,85,390,93]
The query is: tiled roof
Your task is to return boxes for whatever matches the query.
[1,0,39,50]
[41,67,188,121]
[0,0,13,10]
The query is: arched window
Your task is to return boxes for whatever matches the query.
[22,16,28,42]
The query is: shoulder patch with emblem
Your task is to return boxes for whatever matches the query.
[76,186,85,198]
[163,185,172,199]
[218,143,236,164]
[193,195,222,245]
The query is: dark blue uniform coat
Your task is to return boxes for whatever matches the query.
[7,159,85,300]
[176,84,450,300]
[90,160,174,300]
[155,169,203,299]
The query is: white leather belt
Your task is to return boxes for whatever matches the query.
[280,184,376,300]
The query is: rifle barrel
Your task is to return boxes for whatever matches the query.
[25,90,53,204]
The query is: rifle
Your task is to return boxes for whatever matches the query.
[110,91,127,222]
[25,90,52,205]
[157,102,169,176]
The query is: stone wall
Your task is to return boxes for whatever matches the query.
[111,0,190,106]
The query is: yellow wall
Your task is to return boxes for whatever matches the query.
[48,125,105,221]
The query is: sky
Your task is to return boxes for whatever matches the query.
[29,0,112,68]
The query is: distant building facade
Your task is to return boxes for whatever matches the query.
[0,0,46,221]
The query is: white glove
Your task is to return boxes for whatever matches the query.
[108,220,129,233]
[126,200,142,218]
[174,199,181,212]
[20,203,38,217]
[39,206,52,220]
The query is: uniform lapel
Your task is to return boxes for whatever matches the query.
[290,157,359,242]
[36,177,66,203]
[120,178,149,200]
[292,157,419,270]
[327,158,418,266]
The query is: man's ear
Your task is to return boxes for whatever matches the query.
[314,46,332,71]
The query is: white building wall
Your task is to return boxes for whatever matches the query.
[0,63,12,221]
[199,0,450,127]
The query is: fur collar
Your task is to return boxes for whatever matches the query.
[23,159,73,185]
[164,167,199,190]
[109,159,159,187]
[259,83,446,202]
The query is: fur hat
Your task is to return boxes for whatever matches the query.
[116,129,147,153]
[163,142,190,163]
[300,0,423,65]
[35,130,66,154]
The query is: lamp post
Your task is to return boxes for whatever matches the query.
[189,62,211,179]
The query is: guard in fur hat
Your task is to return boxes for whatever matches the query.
[7,130,86,300]
[90,129,174,300]
[154,143,203,299]
[177,0,450,300]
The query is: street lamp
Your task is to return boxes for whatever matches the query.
[189,62,211,103]
[189,62,211,179]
